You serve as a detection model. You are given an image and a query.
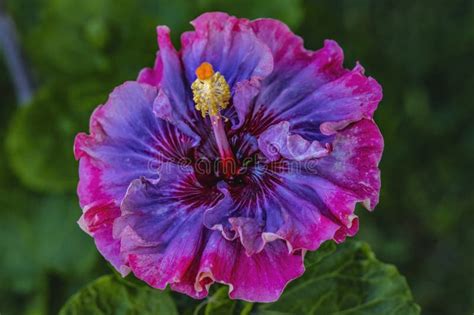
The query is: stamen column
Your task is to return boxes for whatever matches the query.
[192,62,236,178]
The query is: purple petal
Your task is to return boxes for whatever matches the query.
[291,64,382,139]
[74,82,196,206]
[137,52,163,86]
[188,232,304,303]
[113,162,304,303]
[181,12,273,87]
[78,200,129,275]
[232,77,261,130]
[204,119,382,254]
[258,121,330,162]
[138,26,207,139]
[74,82,198,271]
[204,166,342,254]
[314,119,384,210]
[240,39,344,134]
[251,18,309,68]
[114,163,222,292]
[239,34,382,142]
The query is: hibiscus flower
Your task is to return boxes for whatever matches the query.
[74,12,383,302]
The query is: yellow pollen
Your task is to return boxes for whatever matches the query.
[191,62,231,118]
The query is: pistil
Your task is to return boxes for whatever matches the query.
[192,62,236,177]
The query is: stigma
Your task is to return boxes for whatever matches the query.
[191,62,231,118]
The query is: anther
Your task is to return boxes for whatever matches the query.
[191,62,231,118]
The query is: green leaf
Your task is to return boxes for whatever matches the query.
[204,241,420,315]
[259,241,420,315]
[59,275,178,315]
[203,287,237,315]
[200,287,252,315]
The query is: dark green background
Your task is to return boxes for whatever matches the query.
[0,0,472,314]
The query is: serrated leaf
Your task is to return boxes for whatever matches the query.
[203,241,420,315]
[59,275,178,315]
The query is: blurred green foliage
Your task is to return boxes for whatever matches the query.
[0,0,473,314]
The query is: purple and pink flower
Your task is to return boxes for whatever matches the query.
[74,12,383,302]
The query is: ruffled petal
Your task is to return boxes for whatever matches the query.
[78,200,129,275]
[74,81,196,206]
[112,162,305,303]
[204,119,382,254]
[137,26,184,97]
[137,51,163,86]
[250,18,308,68]
[231,77,262,130]
[291,64,382,139]
[204,166,341,254]
[258,121,330,162]
[181,12,273,88]
[138,26,208,139]
[314,119,383,210]
[113,163,222,291]
[240,34,381,142]
[274,170,362,247]
[75,82,198,272]
[186,232,304,303]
